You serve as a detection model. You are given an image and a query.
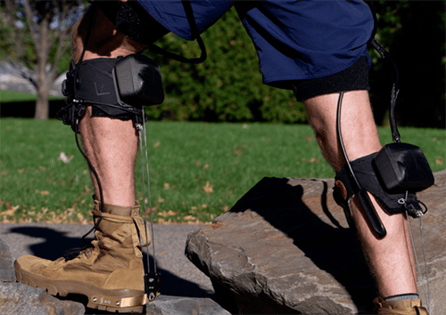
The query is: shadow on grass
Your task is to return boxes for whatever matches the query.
[1,100,65,119]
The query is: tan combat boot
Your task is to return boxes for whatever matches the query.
[14,198,152,313]
[373,297,429,315]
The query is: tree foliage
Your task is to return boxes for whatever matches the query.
[0,0,83,120]
[368,1,445,128]
[1,1,444,127]
[145,8,306,124]
[144,2,444,127]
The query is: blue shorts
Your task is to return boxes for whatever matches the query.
[138,0,375,87]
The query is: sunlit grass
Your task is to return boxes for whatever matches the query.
[1,118,444,224]
[1,89,64,103]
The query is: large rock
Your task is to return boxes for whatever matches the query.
[0,238,85,315]
[147,295,232,315]
[185,170,446,314]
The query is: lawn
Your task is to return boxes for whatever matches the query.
[0,89,64,103]
[1,118,445,224]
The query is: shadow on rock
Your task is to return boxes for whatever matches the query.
[232,178,376,308]
[232,178,376,303]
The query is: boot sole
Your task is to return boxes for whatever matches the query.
[15,262,148,313]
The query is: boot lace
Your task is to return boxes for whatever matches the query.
[63,216,103,261]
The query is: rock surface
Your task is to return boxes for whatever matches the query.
[0,236,229,315]
[185,170,446,314]
[0,238,16,283]
[0,282,85,315]
[0,238,85,315]
[147,295,232,315]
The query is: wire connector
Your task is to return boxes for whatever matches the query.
[144,272,160,302]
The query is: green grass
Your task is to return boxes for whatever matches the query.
[1,118,445,224]
[0,89,64,103]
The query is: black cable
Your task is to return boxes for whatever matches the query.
[336,92,361,191]
[148,0,207,64]
[74,120,104,213]
[370,39,401,143]
[366,2,401,143]
[63,118,104,261]
[336,92,386,238]
[61,3,107,261]
[72,2,105,211]
[72,0,203,222]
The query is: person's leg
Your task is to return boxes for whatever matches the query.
[14,5,168,313]
[73,5,160,207]
[77,109,139,207]
[303,91,417,297]
[237,0,426,310]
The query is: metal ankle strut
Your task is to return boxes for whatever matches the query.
[136,114,159,302]
[407,210,431,314]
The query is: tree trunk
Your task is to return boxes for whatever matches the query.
[34,82,51,120]
[33,11,51,121]
[3,1,80,120]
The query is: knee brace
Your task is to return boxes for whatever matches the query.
[57,54,164,130]
[333,152,431,230]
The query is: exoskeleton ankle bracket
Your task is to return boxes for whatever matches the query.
[333,153,429,225]
[58,54,164,131]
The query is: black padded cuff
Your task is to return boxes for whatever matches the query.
[333,153,416,216]
[76,58,144,120]
[57,58,145,129]
[73,58,119,105]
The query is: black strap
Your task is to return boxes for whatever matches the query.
[366,1,401,143]
[148,0,207,64]
[370,39,401,143]
[334,153,426,218]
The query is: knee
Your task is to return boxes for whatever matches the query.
[72,5,146,63]
[303,93,338,136]
[72,23,84,63]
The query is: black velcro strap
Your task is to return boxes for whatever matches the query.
[74,58,121,106]
[334,153,422,216]
[57,58,146,129]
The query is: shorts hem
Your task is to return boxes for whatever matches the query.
[290,54,370,100]
[263,52,369,89]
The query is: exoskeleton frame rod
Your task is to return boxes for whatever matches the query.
[137,111,159,302]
